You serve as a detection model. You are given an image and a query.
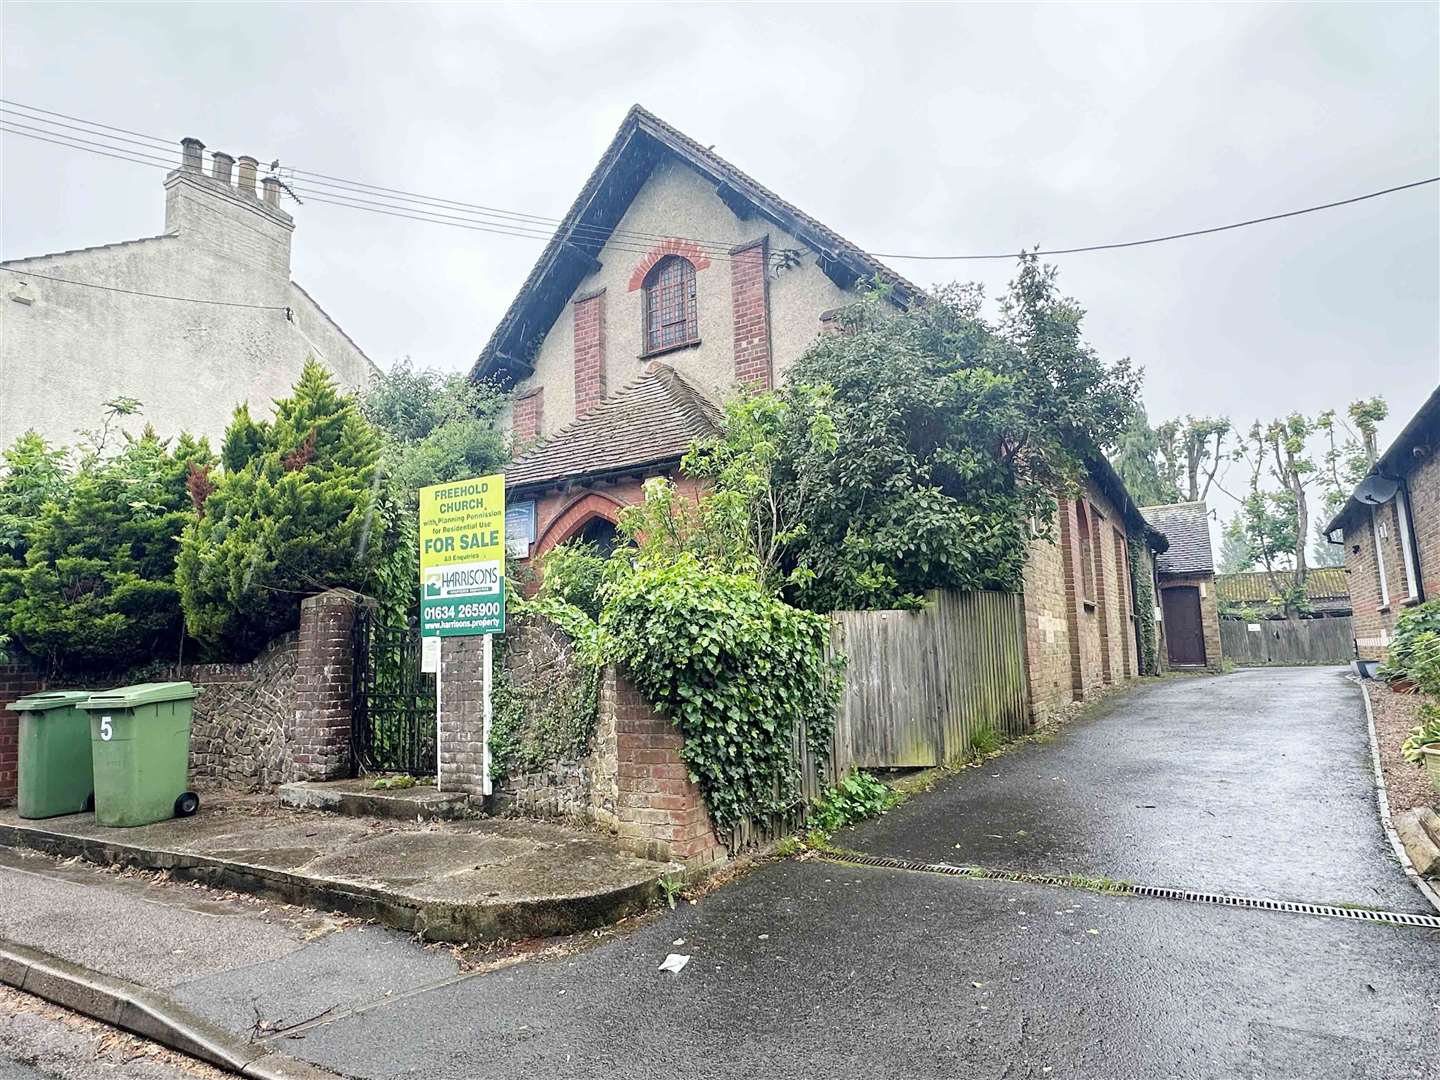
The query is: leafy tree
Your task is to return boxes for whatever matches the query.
[1111,406,1179,506]
[177,359,381,658]
[1216,514,1255,574]
[361,358,510,623]
[1154,416,1230,504]
[713,257,1140,611]
[0,427,212,675]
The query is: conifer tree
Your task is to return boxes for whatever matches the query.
[177,359,381,658]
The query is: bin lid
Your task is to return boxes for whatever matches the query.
[78,681,199,710]
[6,690,91,713]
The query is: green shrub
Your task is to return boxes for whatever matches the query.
[537,541,608,620]
[177,359,381,659]
[811,769,897,832]
[604,554,840,828]
[1385,601,1440,691]
[1401,705,1440,765]
[968,724,1003,757]
[0,428,211,675]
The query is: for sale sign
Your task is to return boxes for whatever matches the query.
[418,475,506,637]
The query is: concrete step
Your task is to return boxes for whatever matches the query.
[0,803,663,944]
[278,779,469,821]
[1394,808,1440,878]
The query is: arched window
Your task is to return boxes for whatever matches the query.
[643,255,698,354]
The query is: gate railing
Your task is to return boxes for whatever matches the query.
[350,607,437,776]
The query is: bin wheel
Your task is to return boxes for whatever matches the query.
[175,791,200,818]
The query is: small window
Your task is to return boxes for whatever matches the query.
[644,256,698,354]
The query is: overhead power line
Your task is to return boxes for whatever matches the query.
[3,97,1437,266]
[0,101,771,257]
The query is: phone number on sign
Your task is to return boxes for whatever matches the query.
[429,601,502,620]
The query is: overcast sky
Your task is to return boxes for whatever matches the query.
[3,2,1437,528]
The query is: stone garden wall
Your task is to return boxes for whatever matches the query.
[180,633,299,790]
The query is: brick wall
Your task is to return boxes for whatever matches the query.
[573,289,606,417]
[1344,449,1439,659]
[0,664,44,806]
[437,635,488,797]
[289,589,369,781]
[512,387,543,449]
[730,237,772,389]
[1022,477,1146,721]
[608,668,727,869]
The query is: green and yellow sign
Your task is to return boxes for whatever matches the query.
[418,474,506,637]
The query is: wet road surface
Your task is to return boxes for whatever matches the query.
[843,667,1425,911]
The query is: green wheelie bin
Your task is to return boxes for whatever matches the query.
[7,691,94,819]
[80,682,200,827]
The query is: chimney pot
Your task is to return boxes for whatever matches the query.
[211,151,234,185]
[236,155,258,197]
[261,176,281,206]
[180,137,204,173]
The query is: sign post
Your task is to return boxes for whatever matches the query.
[418,474,506,795]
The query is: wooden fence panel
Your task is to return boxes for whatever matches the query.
[1219,616,1354,666]
[730,589,1030,851]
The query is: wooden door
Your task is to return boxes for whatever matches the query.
[1162,586,1206,666]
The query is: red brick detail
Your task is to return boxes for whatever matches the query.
[573,290,606,417]
[289,589,370,781]
[0,664,44,805]
[730,237,772,389]
[533,492,626,562]
[1090,506,1113,685]
[627,239,712,292]
[608,668,727,869]
[1056,500,1085,696]
[512,388,543,448]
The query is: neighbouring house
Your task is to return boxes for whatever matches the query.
[1142,501,1222,671]
[476,105,1166,727]
[1215,567,1352,619]
[0,138,376,450]
[1324,384,1439,660]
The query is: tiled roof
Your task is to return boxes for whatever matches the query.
[1140,501,1215,577]
[1215,567,1350,604]
[472,105,921,382]
[505,363,722,491]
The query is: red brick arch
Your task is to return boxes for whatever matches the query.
[533,492,627,561]
[627,239,712,292]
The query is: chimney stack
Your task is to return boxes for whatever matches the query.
[236,156,258,198]
[261,176,281,206]
[180,137,204,173]
[211,151,234,185]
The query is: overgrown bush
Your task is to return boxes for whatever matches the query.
[604,554,840,828]
[811,769,897,831]
[177,360,380,658]
[1401,706,1440,764]
[1384,600,1440,693]
[683,257,1141,612]
[536,541,608,620]
[0,427,212,675]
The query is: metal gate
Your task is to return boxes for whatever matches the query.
[351,607,436,776]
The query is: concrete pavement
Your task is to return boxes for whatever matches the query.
[843,666,1427,912]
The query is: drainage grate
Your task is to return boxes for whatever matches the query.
[822,852,1440,929]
